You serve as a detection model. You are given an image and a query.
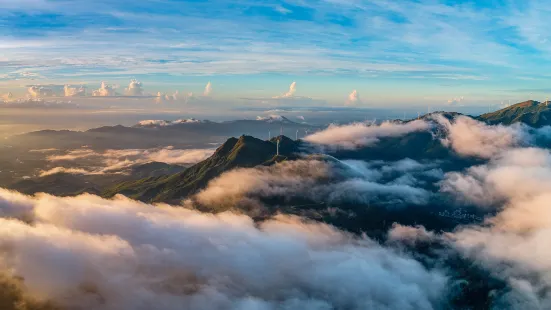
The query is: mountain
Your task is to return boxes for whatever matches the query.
[129,162,187,178]
[478,100,551,127]
[104,135,301,202]
[8,162,187,196]
[10,173,101,196]
[8,117,316,151]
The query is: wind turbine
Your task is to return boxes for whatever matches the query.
[296,130,299,140]
[269,130,271,140]
[276,138,280,156]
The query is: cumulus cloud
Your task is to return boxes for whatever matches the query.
[154,91,180,103]
[0,188,447,310]
[203,81,212,96]
[125,79,144,96]
[346,89,360,105]
[64,84,86,97]
[92,82,117,96]
[274,81,296,98]
[41,147,215,176]
[304,120,431,149]
[27,86,55,98]
[434,115,526,158]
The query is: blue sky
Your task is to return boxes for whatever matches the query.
[1,0,551,107]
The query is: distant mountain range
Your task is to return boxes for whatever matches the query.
[8,116,316,150]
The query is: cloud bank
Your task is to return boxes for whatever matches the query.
[0,188,447,310]
[196,158,433,211]
[434,115,526,158]
[304,120,431,149]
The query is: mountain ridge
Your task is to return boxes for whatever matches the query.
[103,135,301,202]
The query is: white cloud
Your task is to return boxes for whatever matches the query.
[125,79,144,96]
[41,147,215,176]
[27,85,55,98]
[447,96,464,105]
[255,114,284,121]
[92,81,116,96]
[274,5,291,14]
[196,159,432,208]
[440,145,551,307]
[64,84,86,97]
[145,148,215,165]
[0,188,447,310]
[136,119,202,127]
[274,81,297,98]
[304,120,431,149]
[346,89,360,105]
[203,81,212,96]
[433,115,526,158]
[39,167,103,177]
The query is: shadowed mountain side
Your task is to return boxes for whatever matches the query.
[9,162,186,196]
[10,173,102,196]
[325,131,451,161]
[104,135,301,202]
[478,100,551,127]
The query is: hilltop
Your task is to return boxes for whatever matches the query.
[478,100,551,127]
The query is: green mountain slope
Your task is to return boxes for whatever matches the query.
[478,100,551,127]
[104,135,300,202]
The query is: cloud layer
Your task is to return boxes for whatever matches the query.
[304,120,431,149]
[40,147,215,176]
[0,188,447,310]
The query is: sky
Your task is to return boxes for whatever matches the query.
[1,0,551,110]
